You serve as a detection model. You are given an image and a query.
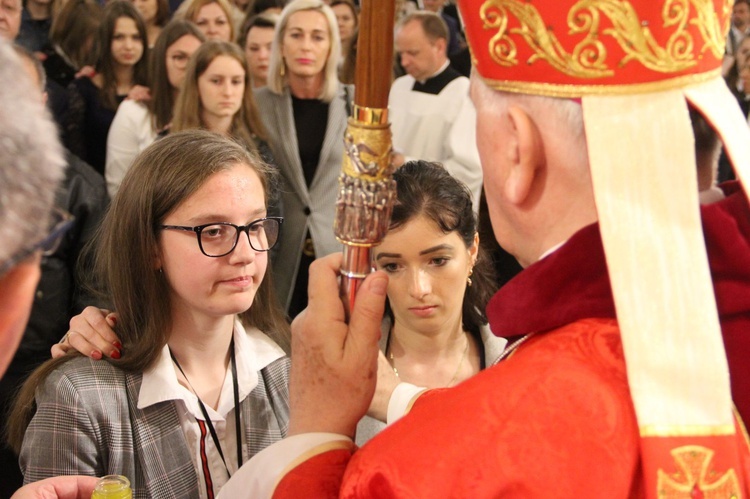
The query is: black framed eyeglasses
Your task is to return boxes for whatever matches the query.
[0,208,75,276]
[160,217,283,257]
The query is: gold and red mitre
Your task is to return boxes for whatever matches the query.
[459,0,750,497]
[461,0,732,96]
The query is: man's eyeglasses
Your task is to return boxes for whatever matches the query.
[0,208,75,276]
[160,217,283,257]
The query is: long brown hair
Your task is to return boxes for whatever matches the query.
[152,0,171,27]
[172,40,267,148]
[147,20,206,131]
[95,0,150,110]
[7,130,290,453]
[49,0,102,69]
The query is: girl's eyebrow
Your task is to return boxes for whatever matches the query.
[419,244,454,256]
[186,207,266,224]
[375,252,401,261]
[375,244,455,261]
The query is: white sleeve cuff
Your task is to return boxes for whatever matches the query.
[218,433,352,499]
[386,383,428,424]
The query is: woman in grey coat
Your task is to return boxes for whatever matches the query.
[254,0,352,317]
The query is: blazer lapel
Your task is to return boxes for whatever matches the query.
[274,89,310,205]
[312,84,348,191]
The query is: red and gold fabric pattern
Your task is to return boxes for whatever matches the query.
[459,0,732,97]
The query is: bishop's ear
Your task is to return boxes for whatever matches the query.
[504,105,544,206]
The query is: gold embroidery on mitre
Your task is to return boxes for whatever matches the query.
[478,0,727,78]
[656,445,741,498]
[683,0,732,60]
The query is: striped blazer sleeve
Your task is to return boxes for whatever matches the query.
[20,357,132,484]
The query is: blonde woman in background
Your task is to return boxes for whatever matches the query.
[178,0,242,41]
[256,0,350,317]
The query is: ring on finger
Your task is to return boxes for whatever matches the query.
[59,331,75,345]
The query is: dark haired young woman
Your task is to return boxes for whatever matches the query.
[66,0,149,175]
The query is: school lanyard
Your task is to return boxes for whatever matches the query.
[170,337,243,484]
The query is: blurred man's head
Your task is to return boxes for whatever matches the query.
[733,0,750,30]
[0,0,21,40]
[395,12,448,81]
[0,41,65,377]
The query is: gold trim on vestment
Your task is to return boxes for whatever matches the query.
[640,424,737,438]
[656,445,740,497]
[480,67,721,97]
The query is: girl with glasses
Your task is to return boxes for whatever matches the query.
[8,130,291,498]
[106,20,206,197]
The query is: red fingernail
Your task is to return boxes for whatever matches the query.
[108,315,117,326]
[111,349,121,360]
[91,350,102,360]
[113,341,123,350]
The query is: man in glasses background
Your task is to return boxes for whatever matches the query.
[0,40,99,498]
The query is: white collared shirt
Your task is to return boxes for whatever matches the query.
[138,320,285,499]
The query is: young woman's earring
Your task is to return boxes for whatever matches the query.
[467,268,473,287]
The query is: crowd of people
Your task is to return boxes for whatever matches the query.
[0,0,479,496]
[0,0,749,497]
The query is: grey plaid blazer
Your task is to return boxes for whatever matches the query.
[254,84,352,312]
[20,354,290,498]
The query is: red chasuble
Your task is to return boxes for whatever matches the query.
[275,185,750,498]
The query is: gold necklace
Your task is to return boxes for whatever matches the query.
[388,333,471,387]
